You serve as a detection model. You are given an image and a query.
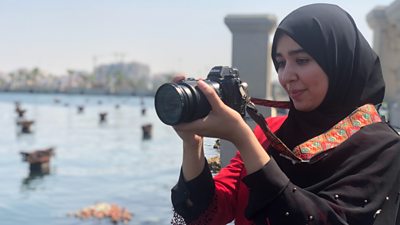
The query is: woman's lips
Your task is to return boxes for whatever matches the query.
[289,89,305,100]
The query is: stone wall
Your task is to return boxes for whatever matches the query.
[221,14,276,167]
[367,0,400,128]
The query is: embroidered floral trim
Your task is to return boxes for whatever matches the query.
[293,104,381,160]
[171,194,218,225]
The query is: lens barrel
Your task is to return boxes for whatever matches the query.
[154,66,248,126]
[154,83,186,125]
[154,81,214,125]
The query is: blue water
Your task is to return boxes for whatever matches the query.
[0,93,218,225]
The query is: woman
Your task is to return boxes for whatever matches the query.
[170,3,400,225]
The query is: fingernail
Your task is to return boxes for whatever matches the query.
[197,80,206,87]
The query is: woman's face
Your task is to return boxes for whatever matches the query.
[275,34,329,112]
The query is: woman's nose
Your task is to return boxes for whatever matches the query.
[279,64,298,84]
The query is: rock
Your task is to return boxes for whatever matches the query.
[70,202,133,224]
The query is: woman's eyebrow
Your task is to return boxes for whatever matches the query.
[275,48,307,57]
[289,49,306,55]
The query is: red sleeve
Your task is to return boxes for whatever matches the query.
[210,151,246,224]
[171,116,287,225]
[198,116,288,224]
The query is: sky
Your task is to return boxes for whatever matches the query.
[0,0,394,78]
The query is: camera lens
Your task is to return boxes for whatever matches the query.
[154,80,216,125]
[155,83,188,125]
[154,66,247,126]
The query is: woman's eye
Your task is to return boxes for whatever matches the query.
[296,58,310,65]
[276,61,286,68]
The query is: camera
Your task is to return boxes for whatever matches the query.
[154,66,249,125]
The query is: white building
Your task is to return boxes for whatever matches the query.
[93,61,151,94]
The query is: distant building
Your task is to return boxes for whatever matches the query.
[58,70,91,93]
[0,72,10,90]
[93,61,151,94]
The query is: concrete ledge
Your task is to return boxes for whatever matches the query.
[225,14,277,33]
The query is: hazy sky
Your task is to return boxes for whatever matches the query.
[0,0,393,77]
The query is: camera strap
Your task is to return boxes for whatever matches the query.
[249,97,291,109]
[246,99,302,163]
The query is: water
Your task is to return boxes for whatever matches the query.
[0,93,218,225]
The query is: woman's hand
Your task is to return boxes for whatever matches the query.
[173,79,252,146]
[170,75,204,146]
[170,75,206,181]
[172,77,270,175]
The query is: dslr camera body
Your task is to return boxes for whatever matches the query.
[155,66,249,125]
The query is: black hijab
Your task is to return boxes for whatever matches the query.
[271,4,385,149]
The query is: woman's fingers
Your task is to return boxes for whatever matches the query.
[197,80,224,111]
[173,79,244,140]
[174,115,206,131]
[172,74,186,83]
